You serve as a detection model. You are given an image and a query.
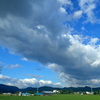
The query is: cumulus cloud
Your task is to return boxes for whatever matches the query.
[58,0,72,5]
[73,10,83,19]
[0,74,61,88]
[47,34,100,86]
[0,61,21,69]
[4,64,21,69]
[21,58,28,61]
[0,0,100,87]
[0,74,18,83]
[0,0,71,64]
[89,38,99,45]
[78,0,99,23]
[59,7,67,14]
[39,80,61,87]
[9,64,20,69]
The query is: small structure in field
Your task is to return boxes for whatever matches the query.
[53,90,60,93]
[34,93,43,96]
[22,92,30,96]
[18,92,22,96]
[86,91,93,95]
[3,93,12,95]
[42,91,54,95]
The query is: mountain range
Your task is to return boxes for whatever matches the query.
[0,84,100,93]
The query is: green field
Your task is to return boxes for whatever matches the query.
[0,94,100,100]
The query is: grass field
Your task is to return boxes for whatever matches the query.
[0,94,100,100]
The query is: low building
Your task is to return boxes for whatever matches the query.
[22,92,30,96]
[53,90,60,93]
[86,91,93,95]
[42,91,54,95]
[34,93,43,96]
[18,92,22,96]
[3,93,12,95]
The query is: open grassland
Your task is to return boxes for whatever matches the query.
[0,94,100,100]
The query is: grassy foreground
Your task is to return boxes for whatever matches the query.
[0,94,100,100]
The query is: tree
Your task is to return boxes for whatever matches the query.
[60,90,73,94]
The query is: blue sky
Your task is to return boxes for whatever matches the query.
[0,0,100,88]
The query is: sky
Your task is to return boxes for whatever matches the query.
[0,0,100,89]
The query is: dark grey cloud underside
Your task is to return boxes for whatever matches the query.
[0,0,100,86]
[0,0,32,18]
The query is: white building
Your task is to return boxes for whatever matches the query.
[53,90,60,93]
[3,93,12,95]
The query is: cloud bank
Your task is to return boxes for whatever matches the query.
[0,74,61,88]
[0,0,100,87]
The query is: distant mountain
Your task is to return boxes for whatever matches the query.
[0,84,19,93]
[21,86,53,92]
[20,87,37,92]
[20,86,62,92]
[63,86,92,92]
[19,86,100,92]
[39,86,56,91]
[0,84,100,93]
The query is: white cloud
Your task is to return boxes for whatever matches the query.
[39,80,61,87]
[91,60,100,67]
[58,0,72,5]
[89,38,99,45]
[73,10,83,19]
[47,34,100,86]
[0,74,18,83]
[21,58,28,61]
[0,74,61,88]
[59,7,67,14]
[36,25,44,29]
[79,0,99,23]
[0,0,100,87]
[90,79,100,85]
[4,64,20,69]
[10,64,20,68]
[48,63,62,73]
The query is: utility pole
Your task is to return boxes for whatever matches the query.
[91,86,93,92]
[37,87,38,93]
[90,85,93,94]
